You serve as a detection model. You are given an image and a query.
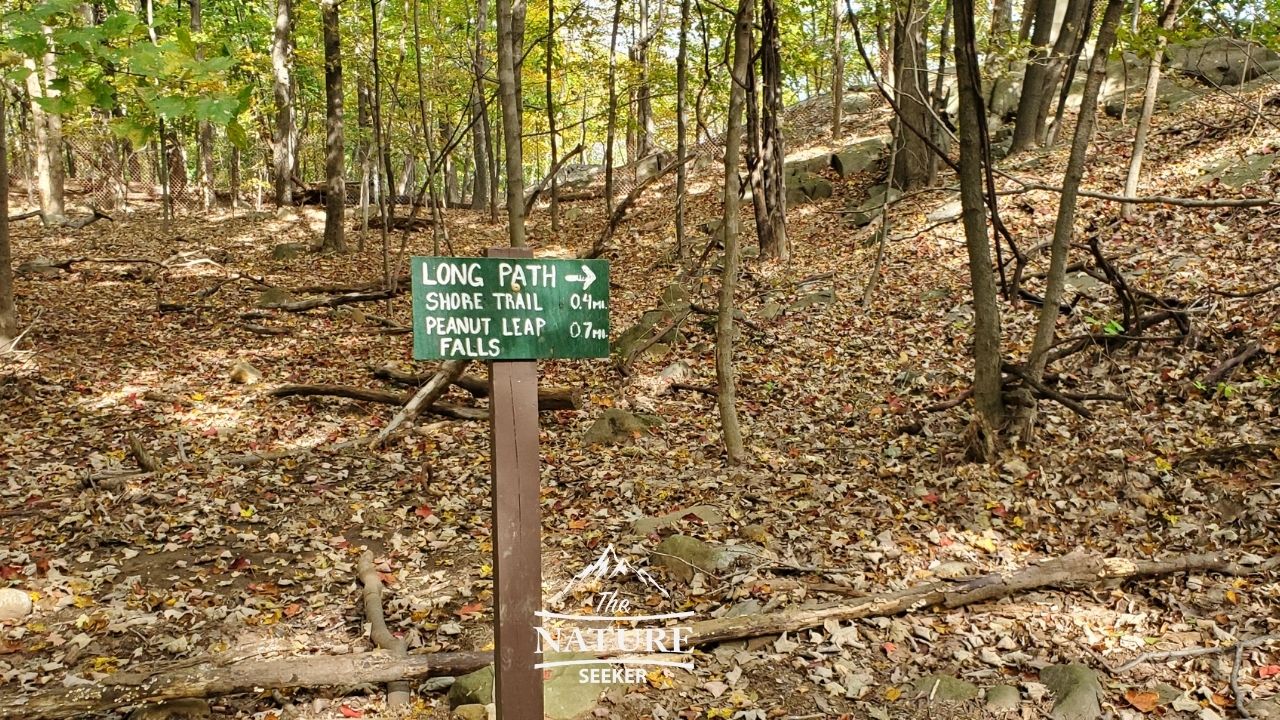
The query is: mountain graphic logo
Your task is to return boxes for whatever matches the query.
[549,544,670,606]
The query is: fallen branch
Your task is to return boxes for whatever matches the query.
[1111,633,1280,674]
[524,143,585,215]
[369,360,469,448]
[261,290,397,313]
[1202,342,1262,389]
[588,155,693,258]
[126,433,161,473]
[372,366,583,410]
[269,384,406,405]
[357,552,410,708]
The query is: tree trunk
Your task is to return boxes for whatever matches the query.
[192,0,215,212]
[890,0,932,190]
[272,0,295,207]
[545,0,560,232]
[370,0,392,290]
[23,28,66,224]
[928,0,953,185]
[1017,0,1125,440]
[675,0,690,257]
[991,0,1012,47]
[470,0,491,211]
[1009,0,1058,153]
[1032,0,1089,143]
[831,0,844,138]
[321,0,346,252]
[760,0,788,261]
[953,0,1006,454]
[412,0,449,256]
[357,79,372,237]
[496,0,526,246]
[718,0,752,466]
[230,145,241,212]
[1122,0,1181,220]
[0,96,14,347]
[745,32,772,255]
[603,0,623,215]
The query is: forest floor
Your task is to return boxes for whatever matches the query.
[2,84,1279,720]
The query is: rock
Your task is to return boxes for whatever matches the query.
[660,283,692,313]
[788,289,834,311]
[1246,698,1280,720]
[986,685,1021,713]
[653,535,749,583]
[926,199,963,223]
[16,258,64,278]
[582,408,663,446]
[1200,152,1278,189]
[270,242,308,260]
[543,653,622,719]
[761,300,784,320]
[912,674,979,703]
[785,171,833,205]
[452,704,489,720]
[739,523,771,544]
[658,360,692,384]
[830,136,888,178]
[255,287,296,308]
[128,699,211,720]
[1166,37,1280,86]
[844,184,901,227]
[1041,663,1102,720]
[784,147,835,176]
[0,588,32,621]
[229,360,262,385]
[631,505,724,536]
[448,665,494,708]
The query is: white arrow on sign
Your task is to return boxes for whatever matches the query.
[565,265,597,291]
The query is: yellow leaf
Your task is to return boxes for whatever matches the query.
[191,392,205,402]
[885,686,902,701]
[239,506,256,518]
[479,563,493,578]
[1154,457,1172,472]
[974,537,998,553]
[72,596,94,608]
[1226,589,1239,604]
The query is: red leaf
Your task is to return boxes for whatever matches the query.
[339,705,363,718]
[920,492,939,505]
[229,557,251,572]
[457,601,486,618]
[414,504,434,518]
[881,642,897,655]
[991,503,1008,518]
[1259,665,1280,679]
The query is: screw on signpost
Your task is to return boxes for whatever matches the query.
[486,246,544,720]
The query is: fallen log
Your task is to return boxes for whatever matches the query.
[1202,342,1262,390]
[268,384,406,405]
[6,550,1272,719]
[372,366,583,410]
[1,650,492,720]
[261,290,397,312]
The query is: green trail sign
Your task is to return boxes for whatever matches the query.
[411,256,611,360]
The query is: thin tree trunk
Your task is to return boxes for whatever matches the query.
[470,0,491,211]
[0,96,14,347]
[745,31,771,255]
[831,0,844,138]
[603,0,623,216]
[412,0,448,255]
[321,0,346,252]
[675,0,690,257]
[1122,0,1181,220]
[371,0,392,291]
[230,145,241,212]
[545,0,559,231]
[890,0,932,190]
[927,0,952,185]
[1009,0,1057,153]
[954,0,1006,455]
[496,0,526,246]
[272,0,295,207]
[761,0,788,261]
[23,28,66,224]
[1046,0,1095,146]
[357,79,371,238]
[192,0,215,212]
[1033,0,1089,144]
[717,0,752,466]
[1017,0,1125,440]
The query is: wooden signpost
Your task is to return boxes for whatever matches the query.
[412,248,610,719]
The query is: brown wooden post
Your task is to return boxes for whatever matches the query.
[487,246,544,719]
